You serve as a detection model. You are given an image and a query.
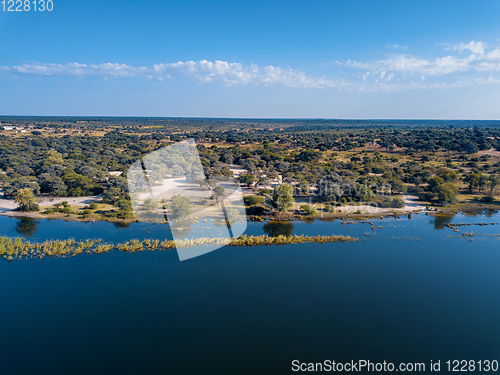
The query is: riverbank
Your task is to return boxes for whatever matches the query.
[0,194,498,224]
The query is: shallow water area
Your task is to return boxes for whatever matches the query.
[0,212,499,374]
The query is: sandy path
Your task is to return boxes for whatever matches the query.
[291,194,425,215]
[0,195,101,214]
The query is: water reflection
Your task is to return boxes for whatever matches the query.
[173,220,192,238]
[431,214,454,230]
[16,217,40,237]
[263,221,294,237]
[462,208,498,217]
[113,221,131,229]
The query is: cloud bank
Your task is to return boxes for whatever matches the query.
[348,42,500,77]
[1,41,499,91]
[1,60,338,88]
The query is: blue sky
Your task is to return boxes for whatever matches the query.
[1,0,500,118]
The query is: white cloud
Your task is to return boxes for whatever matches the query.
[1,60,340,89]
[451,41,486,55]
[2,41,500,93]
[386,44,408,50]
[1,62,152,78]
[348,42,500,78]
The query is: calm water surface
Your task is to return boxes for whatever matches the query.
[0,212,499,374]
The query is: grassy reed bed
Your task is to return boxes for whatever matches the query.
[0,234,357,261]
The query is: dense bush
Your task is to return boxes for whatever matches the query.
[481,195,495,203]
[380,197,405,208]
[243,195,264,206]
[300,204,317,215]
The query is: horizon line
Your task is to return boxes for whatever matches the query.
[0,115,499,122]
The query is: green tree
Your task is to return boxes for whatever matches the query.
[3,177,41,197]
[388,179,407,194]
[43,150,64,165]
[428,176,444,191]
[381,197,405,208]
[436,167,458,182]
[239,174,256,188]
[143,197,157,211]
[477,172,488,193]
[213,185,225,203]
[243,195,264,206]
[463,172,479,193]
[435,182,458,204]
[489,174,500,194]
[296,148,321,162]
[39,174,67,196]
[62,172,92,195]
[14,188,39,212]
[170,195,192,220]
[464,142,478,154]
[356,184,375,202]
[300,204,317,215]
[299,180,310,195]
[271,183,295,212]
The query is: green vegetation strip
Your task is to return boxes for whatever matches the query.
[0,235,357,261]
[445,222,498,228]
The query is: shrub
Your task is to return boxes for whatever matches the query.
[481,195,495,203]
[105,210,118,218]
[324,204,336,213]
[14,188,39,212]
[300,204,317,215]
[244,195,264,206]
[391,197,405,208]
[260,189,272,196]
[118,210,134,219]
[246,206,265,216]
[89,202,98,210]
[380,197,405,208]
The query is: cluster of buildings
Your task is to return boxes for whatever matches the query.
[2,125,26,133]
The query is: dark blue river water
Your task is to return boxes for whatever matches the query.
[0,212,499,374]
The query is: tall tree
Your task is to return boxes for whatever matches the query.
[463,172,479,193]
[239,174,256,188]
[14,188,39,212]
[489,174,500,194]
[170,195,192,220]
[477,172,488,193]
[213,185,225,204]
[271,184,295,212]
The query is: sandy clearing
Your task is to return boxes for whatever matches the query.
[229,164,247,178]
[0,195,101,214]
[478,148,500,157]
[292,194,425,216]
